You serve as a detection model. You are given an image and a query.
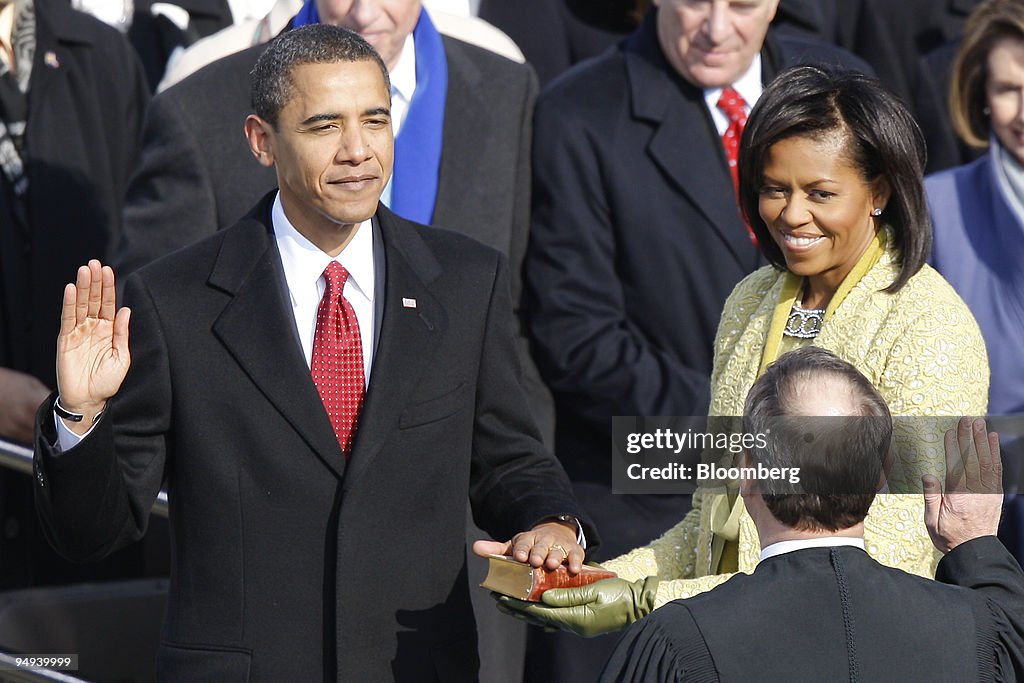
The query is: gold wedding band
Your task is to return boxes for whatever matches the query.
[550,544,569,560]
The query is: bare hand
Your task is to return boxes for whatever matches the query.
[55,260,131,433]
[922,417,1003,554]
[0,368,51,443]
[473,521,584,574]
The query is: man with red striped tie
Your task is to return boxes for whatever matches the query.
[32,24,593,682]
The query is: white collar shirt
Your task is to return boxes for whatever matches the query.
[273,192,376,386]
[759,536,866,563]
[380,32,416,207]
[703,55,764,138]
[388,32,417,137]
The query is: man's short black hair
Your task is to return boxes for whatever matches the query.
[250,24,391,127]
[742,347,893,532]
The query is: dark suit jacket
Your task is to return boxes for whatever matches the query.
[525,12,872,490]
[34,196,589,682]
[478,0,625,88]
[774,0,909,100]
[113,26,554,441]
[0,0,148,391]
[861,0,978,75]
[602,538,1024,681]
[128,0,234,91]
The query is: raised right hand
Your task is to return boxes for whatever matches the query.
[55,260,131,434]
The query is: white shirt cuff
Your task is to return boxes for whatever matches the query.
[573,518,587,550]
[54,411,95,452]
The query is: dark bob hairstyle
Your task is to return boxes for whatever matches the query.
[738,66,931,293]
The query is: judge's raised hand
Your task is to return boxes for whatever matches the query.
[55,260,131,434]
[922,417,1003,554]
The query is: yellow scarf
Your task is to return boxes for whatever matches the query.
[757,228,889,376]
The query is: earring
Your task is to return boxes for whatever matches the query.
[871,208,883,216]
[984,106,992,115]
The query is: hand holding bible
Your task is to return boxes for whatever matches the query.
[494,575,660,637]
[55,260,131,434]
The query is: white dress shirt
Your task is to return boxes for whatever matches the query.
[380,33,417,208]
[272,193,376,383]
[703,55,764,138]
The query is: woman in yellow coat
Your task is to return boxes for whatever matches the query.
[498,66,988,635]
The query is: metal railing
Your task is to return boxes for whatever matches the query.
[0,438,168,683]
[0,438,168,519]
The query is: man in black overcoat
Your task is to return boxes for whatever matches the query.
[33,25,593,682]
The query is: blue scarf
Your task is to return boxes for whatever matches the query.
[292,3,448,225]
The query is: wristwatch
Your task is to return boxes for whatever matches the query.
[54,396,105,424]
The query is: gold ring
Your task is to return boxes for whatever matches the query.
[550,544,569,560]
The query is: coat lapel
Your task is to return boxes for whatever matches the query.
[625,19,756,270]
[209,201,347,479]
[434,38,485,226]
[28,1,74,108]
[342,209,446,493]
[431,37,504,251]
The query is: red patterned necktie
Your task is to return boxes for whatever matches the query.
[717,87,756,244]
[311,261,365,456]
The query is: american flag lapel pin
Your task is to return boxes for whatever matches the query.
[402,297,417,308]
[44,51,60,69]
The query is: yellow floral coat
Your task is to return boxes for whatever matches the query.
[605,236,989,606]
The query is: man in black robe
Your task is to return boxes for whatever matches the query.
[600,347,1024,682]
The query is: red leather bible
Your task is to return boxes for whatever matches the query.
[480,554,617,602]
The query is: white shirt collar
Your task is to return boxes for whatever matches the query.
[272,193,374,303]
[271,192,376,381]
[759,536,866,563]
[704,55,764,137]
[380,31,417,208]
[389,32,418,135]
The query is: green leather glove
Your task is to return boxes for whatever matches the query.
[493,576,660,638]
